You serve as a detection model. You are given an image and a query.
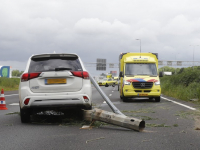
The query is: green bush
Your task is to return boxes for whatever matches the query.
[0,77,20,91]
[160,67,200,101]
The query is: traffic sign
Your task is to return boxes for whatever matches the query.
[96,59,106,71]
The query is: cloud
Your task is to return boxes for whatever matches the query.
[74,18,131,36]
[162,14,195,35]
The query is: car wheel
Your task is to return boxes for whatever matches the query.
[112,83,115,87]
[105,83,109,87]
[84,105,92,110]
[155,97,161,102]
[20,107,31,123]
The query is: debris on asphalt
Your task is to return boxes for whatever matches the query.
[4,123,13,126]
[86,137,105,144]
[5,112,20,115]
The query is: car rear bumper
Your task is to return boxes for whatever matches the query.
[19,86,92,109]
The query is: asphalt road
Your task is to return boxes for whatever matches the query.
[0,86,200,150]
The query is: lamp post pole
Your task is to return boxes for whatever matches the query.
[136,39,141,57]
[190,45,199,69]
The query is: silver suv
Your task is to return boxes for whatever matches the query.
[19,53,92,123]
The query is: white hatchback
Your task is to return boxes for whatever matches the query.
[19,53,92,123]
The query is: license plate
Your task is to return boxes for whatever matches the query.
[138,93,148,96]
[45,78,66,84]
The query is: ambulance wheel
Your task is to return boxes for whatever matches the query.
[122,92,128,102]
[122,97,128,102]
[155,97,161,102]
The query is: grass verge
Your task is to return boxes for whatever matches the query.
[0,77,20,91]
[160,67,200,105]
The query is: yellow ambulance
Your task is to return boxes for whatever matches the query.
[119,52,162,102]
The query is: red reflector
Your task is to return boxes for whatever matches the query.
[83,96,89,102]
[71,71,89,79]
[24,98,30,105]
[21,73,41,82]
[83,96,89,100]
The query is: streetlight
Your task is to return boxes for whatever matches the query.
[136,39,141,58]
[174,53,179,74]
[190,45,199,69]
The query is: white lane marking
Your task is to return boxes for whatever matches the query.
[109,94,112,96]
[112,91,114,93]
[9,103,19,106]
[5,94,19,97]
[161,96,196,110]
[103,101,106,103]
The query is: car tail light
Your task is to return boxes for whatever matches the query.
[21,73,41,82]
[71,71,89,79]
[83,96,89,102]
[24,98,30,105]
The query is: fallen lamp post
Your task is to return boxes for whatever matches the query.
[82,73,145,132]
[83,108,145,131]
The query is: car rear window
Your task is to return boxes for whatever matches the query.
[28,57,83,73]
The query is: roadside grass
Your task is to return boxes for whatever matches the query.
[122,108,155,114]
[160,67,200,105]
[146,123,171,127]
[175,110,200,119]
[0,77,20,91]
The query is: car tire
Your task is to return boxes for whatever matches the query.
[20,107,31,123]
[105,83,109,87]
[155,97,161,102]
[112,83,115,87]
[122,96,128,102]
[85,105,92,110]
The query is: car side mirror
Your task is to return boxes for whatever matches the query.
[159,72,163,77]
[119,71,124,77]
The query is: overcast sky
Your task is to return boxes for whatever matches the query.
[1,0,200,76]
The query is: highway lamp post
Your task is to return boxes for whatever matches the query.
[190,45,199,69]
[136,39,141,57]
[175,53,179,74]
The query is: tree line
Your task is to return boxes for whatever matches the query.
[12,70,24,77]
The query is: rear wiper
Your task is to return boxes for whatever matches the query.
[55,68,72,71]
